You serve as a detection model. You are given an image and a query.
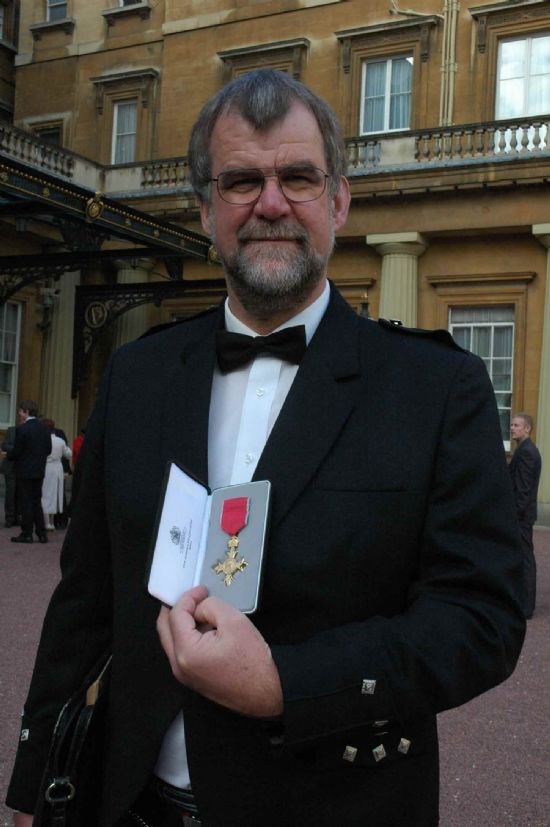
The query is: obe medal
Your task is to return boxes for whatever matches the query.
[213,496,250,586]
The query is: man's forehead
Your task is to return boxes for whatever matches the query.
[209,101,325,160]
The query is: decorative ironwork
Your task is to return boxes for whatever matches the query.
[72,279,226,397]
[0,249,201,303]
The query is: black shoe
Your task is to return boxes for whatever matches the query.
[36,532,48,544]
[11,534,33,543]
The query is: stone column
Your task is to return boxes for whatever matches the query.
[366,232,427,327]
[113,258,155,348]
[39,270,79,440]
[532,224,550,523]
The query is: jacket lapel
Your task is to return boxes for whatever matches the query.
[159,308,223,487]
[253,288,363,528]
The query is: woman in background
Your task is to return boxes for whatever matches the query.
[41,419,72,530]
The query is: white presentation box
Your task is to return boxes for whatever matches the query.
[147,462,271,614]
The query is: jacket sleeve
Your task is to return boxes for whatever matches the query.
[271,353,525,746]
[511,447,537,521]
[5,362,115,815]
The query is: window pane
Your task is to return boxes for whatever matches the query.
[113,101,137,163]
[390,57,413,129]
[531,35,550,74]
[499,40,526,81]
[472,327,491,357]
[0,363,11,393]
[499,410,511,442]
[48,3,67,21]
[493,326,513,357]
[363,62,386,133]
[0,393,10,423]
[451,327,470,349]
[498,78,525,118]
[528,75,550,115]
[492,361,512,391]
[450,306,514,323]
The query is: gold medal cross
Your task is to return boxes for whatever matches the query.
[213,534,248,586]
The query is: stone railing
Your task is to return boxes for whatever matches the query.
[2,115,547,196]
[141,157,190,188]
[0,122,75,178]
[345,115,550,173]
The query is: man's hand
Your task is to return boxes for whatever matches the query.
[13,813,33,826]
[157,586,283,718]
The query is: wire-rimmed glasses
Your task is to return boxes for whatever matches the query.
[209,165,330,205]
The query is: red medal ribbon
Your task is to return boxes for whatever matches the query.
[221,497,250,537]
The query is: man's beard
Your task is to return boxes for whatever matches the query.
[213,218,334,320]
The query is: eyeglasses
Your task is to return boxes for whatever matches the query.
[209,165,330,205]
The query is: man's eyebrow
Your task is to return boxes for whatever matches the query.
[220,161,321,173]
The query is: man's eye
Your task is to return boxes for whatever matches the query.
[221,174,262,192]
[280,169,320,186]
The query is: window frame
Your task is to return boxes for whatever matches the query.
[91,69,158,165]
[0,301,21,430]
[448,307,515,449]
[111,98,138,165]
[427,270,534,450]
[495,31,550,120]
[360,55,414,136]
[46,0,68,22]
[471,2,550,121]
[336,18,438,138]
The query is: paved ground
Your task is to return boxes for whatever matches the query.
[0,524,548,826]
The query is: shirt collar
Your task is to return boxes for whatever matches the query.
[224,280,330,346]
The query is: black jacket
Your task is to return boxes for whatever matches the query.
[7,288,525,827]
[6,417,51,479]
[509,436,542,524]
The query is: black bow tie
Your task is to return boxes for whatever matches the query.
[216,325,307,373]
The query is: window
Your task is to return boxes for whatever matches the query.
[0,302,21,427]
[496,34,550,119]
[35,126,62,146]
[111,100,137,164]
[449,306,514,446]
[360,56,413,134]
[47,0,68,21]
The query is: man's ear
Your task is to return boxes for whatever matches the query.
[199,199,213,237]
[331,176,351,232]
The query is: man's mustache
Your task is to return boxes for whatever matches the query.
[237,221,308,244]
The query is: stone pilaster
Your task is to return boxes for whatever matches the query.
[39,271,79,440]
[366,232,427,327]
[532,224,550,523]
[113,258,155,348]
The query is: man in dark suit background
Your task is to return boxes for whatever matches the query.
[4,400,51,544]
[7,72,525,827]
[509,412,542,619]
[1,423,17,527]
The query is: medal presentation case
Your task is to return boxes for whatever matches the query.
[147,462,271,614]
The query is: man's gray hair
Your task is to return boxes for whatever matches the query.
[188,69,347,202]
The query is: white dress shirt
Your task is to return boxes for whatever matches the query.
[154,281,330,787]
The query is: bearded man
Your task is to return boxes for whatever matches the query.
[7,69,524,827]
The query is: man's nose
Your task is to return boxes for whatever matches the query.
[252,176,292,219]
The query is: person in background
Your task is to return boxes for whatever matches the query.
[1,424,17,527]
[71,428,85,470]
[509,412,542,619]
[40,418,72,531]
[4,400,50,544]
